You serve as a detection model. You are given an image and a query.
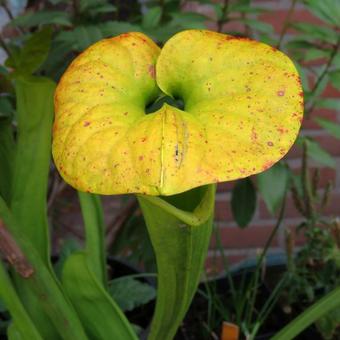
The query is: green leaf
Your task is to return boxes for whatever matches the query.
[272,286,340,340]
[137,185,215,340]
[10,11,72,27]
[241,18,273,33]
[0,196,88,340]
[0,262,42,340]
[109,277,156,311]
[305,139,335,168]
[314,98,340,110]
[292,23,338,44]
[169,12,207,29]
[231,178,257,228]
[5,27,53,75]
[142,6,162,29]
[305,0,340,27]
[315,117,340,139]
[329,70,340,90]
[86,4,116,16]
[304,48,331,62]
[11,76,55,263]
[99,21,142,37]
[257,162,289,215]
[62,252,137,340]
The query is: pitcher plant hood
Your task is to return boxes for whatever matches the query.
[52,30,303,196]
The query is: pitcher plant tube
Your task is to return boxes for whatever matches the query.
[52,30,303,339]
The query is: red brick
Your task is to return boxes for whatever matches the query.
[323,191,340,216]
[215,199,233,221]
[210,225,279,249]
[315,135,340,157]
[259,9,324,34]
[322,84,340,98]
[217,181,235,193]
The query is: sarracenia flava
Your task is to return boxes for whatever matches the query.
[53,30,303,340]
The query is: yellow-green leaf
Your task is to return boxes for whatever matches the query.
[53,30,303,196]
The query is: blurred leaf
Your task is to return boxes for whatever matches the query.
[109,276,156,312]
[5,27,52,75]
[305,0,340,27]
[0,96,14,118]
[58,23,143,52]
[231,178,256,228]
[329,70,340,90]
[286,39,316,50]
[169,12,207,29]
[304,48,331,62]
[257,162,289,215]
[142,6,162,29]
[230,2,265,14]
[10,11,72,27]
[99,21,142,36]
[315,118,340,139]
[241,19,273,33]
[86,4,117,16]
[292,23,338,44]
[314,98,340,110]
[305,139,335,168]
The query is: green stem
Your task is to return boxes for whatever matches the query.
[245,195,286,327]
[78,192,107,286]
[272,286,340,340]
[0,197,88,340]
[217,0,230,33]
[138,184,216,340]
[276,0,298,49]
[306,37,340,116]
[0,260,42,339]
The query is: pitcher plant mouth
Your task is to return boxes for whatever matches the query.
[137,184,216,226]
[52,30,303,197]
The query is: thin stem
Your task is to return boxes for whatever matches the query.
[245,195,286,327]
[1,4,25,34]
[306,37,340,115]
[276,0,298,49]
[217,0,230,33]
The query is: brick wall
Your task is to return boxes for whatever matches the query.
[198,0,340,274]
